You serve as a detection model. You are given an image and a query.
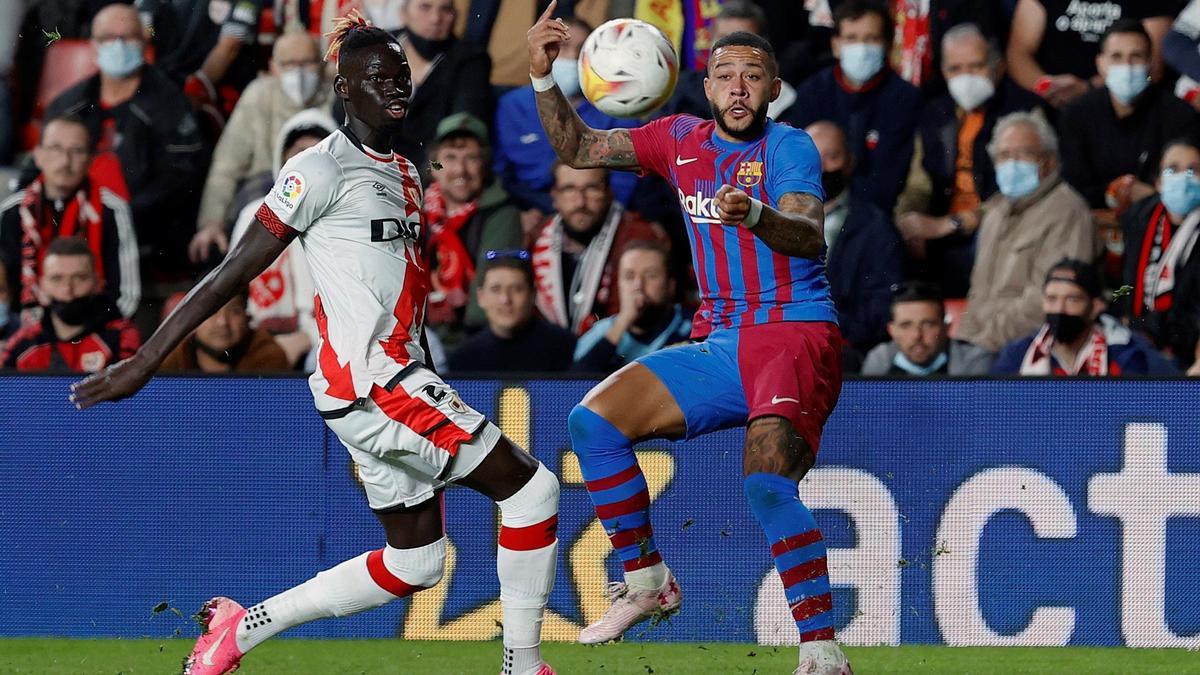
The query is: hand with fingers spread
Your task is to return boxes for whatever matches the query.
[69,354,155,409]
[715,184,753,226]
[527,0,570,78]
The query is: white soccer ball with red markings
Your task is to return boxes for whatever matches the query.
[579,18,679,118]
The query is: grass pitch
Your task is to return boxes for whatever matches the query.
[0,639,1196,674]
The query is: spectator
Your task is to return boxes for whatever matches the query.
[227,109,338,369]
[1060,20,1197,212]
[1122,138,1200,372]
[887,0,1011,93]
[1,115,140,320]
[572,241,692,374]
[393,0,493,173]
[0,236,139,371]
[782,0,922,213]
[1006,0,1178,109]
[160,290,290,373]
[361,0,405,32]
[189,30,336,263]
[0,258,15,340]
[424,112,522,334]
[447,252,575,373]
[807,120,902,355]
[494,16,638,227]
[0,0,20,164]
[896,23,1042,298]
[861,281,994,376]
[46,3,205,273]
[992,258,1160,375]
[956,112,1098,353]
[531,163,670,335]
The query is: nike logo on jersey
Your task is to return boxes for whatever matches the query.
[202,628,229,666]
[771,395,800,405]
[675,155,698,165]
[677,188,721,224]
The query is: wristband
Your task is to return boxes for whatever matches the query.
[744,197,764,229]
[530,72,556,92]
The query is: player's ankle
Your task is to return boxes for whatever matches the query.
[625,563,669,591]
[501,644,543,675]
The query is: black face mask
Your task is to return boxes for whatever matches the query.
[1046,313,1090,343]
[822,170,847,201]
[405,31,450,60]
[50,296,101,326]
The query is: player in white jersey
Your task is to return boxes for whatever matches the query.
[70,14,559,675]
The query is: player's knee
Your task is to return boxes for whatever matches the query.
[499,462,560,528]
[744,472,799,517]
[568,404,627,457]
[382,538,447,589]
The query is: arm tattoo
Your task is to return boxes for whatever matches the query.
[534,86,639,169]
[750,192,826,259]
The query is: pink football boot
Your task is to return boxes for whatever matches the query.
[181,597,247,675]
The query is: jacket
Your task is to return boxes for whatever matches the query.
[861,339,995,376]
[458,180,523,329]
[0,296,139,372]
[990,315,1163,375]
[956,174,1099,353]
[571,304,692,374]
[159,329,290,373]
[825,195,904,353]
[45,66,206,258]
[196,74,336,228]
[782,66,922,212]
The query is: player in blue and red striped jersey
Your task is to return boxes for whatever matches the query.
[529,4,852,674]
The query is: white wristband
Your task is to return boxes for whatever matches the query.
[530,72,556,92]
[744,197,764,229]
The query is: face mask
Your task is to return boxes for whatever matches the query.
[96,39,144,78]
[280,68,321,106]
[839,43,885,84]
[893,350,948,376]
[1105,63,1149,105]
[947,74,995,111]
[406,31,450,60]
[821,170,847,200]
[1046,312,1090,343]
[363,0,405,32]
[995,160,1041,200]
[1160,171,1200,217]
[50,296,99,326]
[553,58,581,98]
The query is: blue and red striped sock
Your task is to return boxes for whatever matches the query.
[568,405,662,576]
[745,472,834,642]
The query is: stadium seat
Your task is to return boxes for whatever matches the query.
[944,298,967,338]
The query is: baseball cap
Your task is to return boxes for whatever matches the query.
[435,112,489,145]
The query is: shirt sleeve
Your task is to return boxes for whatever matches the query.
[260,150,340,238]
[767,127,825,202]
[628,115,681,179]
[222,0,262,43]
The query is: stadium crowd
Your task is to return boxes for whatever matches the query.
[1,0,1198,378]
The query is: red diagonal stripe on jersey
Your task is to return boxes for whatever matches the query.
[380,248,430,365]
[594,491,650,520]
[256,204,298,243]
[790,593,833,621]
[365,548,422,597]
[585,464,643,492]
[608,523,654,549]
[314,294,356,401]
[499,515,558,551]
[779,557,828,588]
[770,530,823,557]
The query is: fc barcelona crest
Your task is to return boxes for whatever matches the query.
[736,161,764,188]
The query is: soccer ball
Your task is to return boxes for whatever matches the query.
[578,18,679,118]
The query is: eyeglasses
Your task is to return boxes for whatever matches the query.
[485,249,531,261]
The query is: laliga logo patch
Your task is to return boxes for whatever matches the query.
[737,161,764,188]
[281,173,304,200]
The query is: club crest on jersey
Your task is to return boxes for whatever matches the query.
[736,161,764,188]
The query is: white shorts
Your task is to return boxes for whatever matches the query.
[320,364,499,510]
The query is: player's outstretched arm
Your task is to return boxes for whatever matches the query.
[69,222,289,408]
[527,0,639,170]
[716,187,825,259]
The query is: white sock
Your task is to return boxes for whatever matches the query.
[496,464,559,675]
[625,562,669,591]
[235,538,446,653]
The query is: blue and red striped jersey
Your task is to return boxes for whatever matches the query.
[629,114,837,338]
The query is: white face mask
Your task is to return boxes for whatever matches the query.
[363,0,405,32]
[280,68,320,106]
[552,57,581,99]
[947,73,995,111]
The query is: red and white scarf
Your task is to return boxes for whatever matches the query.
[17,177,104,310]
[423,181,478,325]
[532,203,622,335]
[1134,204,1200,317]
[1019,324,1110,376]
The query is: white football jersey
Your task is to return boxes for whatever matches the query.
[259,128,428,413]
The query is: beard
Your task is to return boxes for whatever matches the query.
[710,98,769,141]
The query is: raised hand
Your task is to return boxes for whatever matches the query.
[715,184,752,226]
[527,0,569,78]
